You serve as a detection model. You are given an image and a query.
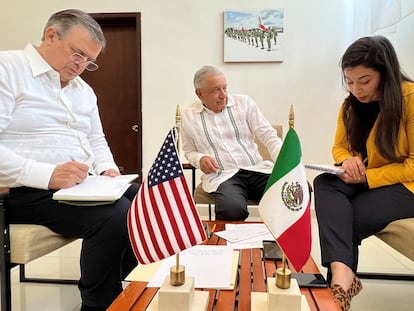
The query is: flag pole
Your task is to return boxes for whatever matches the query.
[169,111,186,286]
[289,104,294,129]
[275,105,295,289]
[175,105,181,153]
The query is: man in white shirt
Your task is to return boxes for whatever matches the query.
[0,9,139,311]
[181,65,282,220]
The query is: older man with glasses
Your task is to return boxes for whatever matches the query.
[0,9,140,311]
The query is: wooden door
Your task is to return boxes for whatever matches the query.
[81,13,142,180]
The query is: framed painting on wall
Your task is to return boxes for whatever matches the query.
[224,9,285,63]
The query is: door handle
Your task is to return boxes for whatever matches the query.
[131,124,139,133]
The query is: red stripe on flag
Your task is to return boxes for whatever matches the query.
[136,188,156,262]
[135,184,161,263]
[148,183,176,256]
[276,201,312,272]
[178,175,207,239]
[157,180,187,250]
[170,177,197,245]
[127,199,142,261]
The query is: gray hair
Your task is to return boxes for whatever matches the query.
[193,65,224,89]
[41,9,106,50]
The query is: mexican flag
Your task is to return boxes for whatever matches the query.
[258,127,311,272]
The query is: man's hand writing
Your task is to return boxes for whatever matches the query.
[48,161,89,189]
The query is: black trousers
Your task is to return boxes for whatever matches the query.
[314,173,414,278]
[7,183,140,309]
[210,169,269,221]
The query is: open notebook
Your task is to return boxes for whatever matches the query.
[53,173,138,205]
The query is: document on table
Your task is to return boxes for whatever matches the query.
[215,223,275,249]
[126,245,238,289]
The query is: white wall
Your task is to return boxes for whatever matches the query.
[1,0,413,182]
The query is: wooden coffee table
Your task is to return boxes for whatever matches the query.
[108,221,340,310]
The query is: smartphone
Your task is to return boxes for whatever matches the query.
[291,273,328,288]
[262,240,283,260]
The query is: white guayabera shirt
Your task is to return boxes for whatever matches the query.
[181,94,282,193]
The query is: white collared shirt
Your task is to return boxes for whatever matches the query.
[181,94,282,192]
[0,44,117,189]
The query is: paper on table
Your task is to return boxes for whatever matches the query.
[222,223,275,249]
[127,245,238,289]
[215,223,272,243]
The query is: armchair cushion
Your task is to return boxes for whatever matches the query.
[10,224,75,264]
[376,218,414,261]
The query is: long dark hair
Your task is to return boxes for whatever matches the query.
[340,36,412,161]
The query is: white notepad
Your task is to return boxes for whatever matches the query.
[52,173,139,203]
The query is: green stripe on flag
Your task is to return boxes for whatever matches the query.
[264,128,302,192]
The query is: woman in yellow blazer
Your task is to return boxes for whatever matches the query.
[314,36,414,311]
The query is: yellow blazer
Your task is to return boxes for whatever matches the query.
[332,81,414,193]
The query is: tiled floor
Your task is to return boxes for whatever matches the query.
[5,207,414,310]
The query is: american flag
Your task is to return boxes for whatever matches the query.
[127,129,207,264]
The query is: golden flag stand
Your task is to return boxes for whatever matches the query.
[276,253,292,289]
[275,104,295,290]
[170,104,186,286]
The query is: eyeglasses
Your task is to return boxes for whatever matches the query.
[69,53,99,72]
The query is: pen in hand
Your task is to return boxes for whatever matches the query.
[70,156,96,176]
